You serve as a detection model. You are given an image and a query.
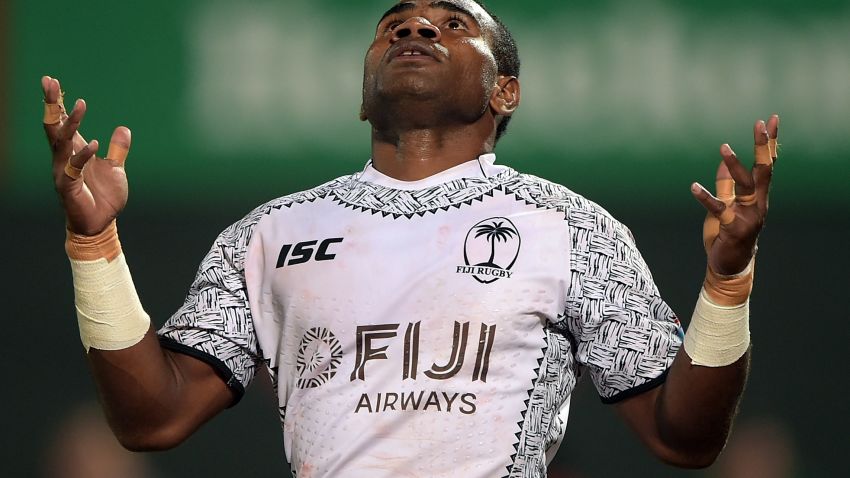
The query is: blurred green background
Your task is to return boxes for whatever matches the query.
[2,0,848,477]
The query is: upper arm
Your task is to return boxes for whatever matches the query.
[562,204,683,403]
[613,384,672,460]
[614,382,704,468]
[158,347,237,440]
[157,214,266,404]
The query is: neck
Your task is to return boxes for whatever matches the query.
[370,122,495,181]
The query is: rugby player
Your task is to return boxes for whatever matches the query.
[42,1,779,476]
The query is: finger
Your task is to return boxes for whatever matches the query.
[42,76,65,125]
[694,181,726,253]
[57,99,87,143]
[104,127,132,167]
[766,114,780,162]
[753,120,772,168]
[63,140,99,181]
[714,160,736,225]
[692,182,726,217]
[753,123,776,216]
[720,143,755,200]
[42,76,60,103]
[42,77,89,152]
[73,131,89,153]
[752,157,773,217]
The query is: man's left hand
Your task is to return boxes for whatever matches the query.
[691,115,779,276]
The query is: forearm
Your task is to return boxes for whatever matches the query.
[87,330,186,450]
[68,224,231,450]
[618,276,754,467]
[651,267,754,465]
[86,330,232,451]
[654,346,750,465]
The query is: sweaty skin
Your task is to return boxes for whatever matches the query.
[44,0,778,467]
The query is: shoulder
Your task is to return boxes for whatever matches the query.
[222,175,356,237]
[504,171,634,242]
[209,174,356,261]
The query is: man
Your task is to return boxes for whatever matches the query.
[42,1,779,476]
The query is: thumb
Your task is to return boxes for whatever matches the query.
[105,126,132,166]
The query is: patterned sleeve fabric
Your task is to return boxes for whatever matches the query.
[158,212,264,405]
[560,199,684,403]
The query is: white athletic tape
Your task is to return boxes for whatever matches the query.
[683,288,750,367]
[70,253,150,352]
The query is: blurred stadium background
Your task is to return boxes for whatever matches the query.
[2,0,848,476]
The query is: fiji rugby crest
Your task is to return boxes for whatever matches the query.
[457,217,522,284]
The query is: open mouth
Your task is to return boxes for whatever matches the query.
[388,42,439,62]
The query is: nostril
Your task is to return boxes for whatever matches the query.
[418,28,437,39]
[396,27,411,38]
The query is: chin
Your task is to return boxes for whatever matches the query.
[377,75,441,100]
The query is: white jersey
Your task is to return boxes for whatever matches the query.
[159,154,683,478]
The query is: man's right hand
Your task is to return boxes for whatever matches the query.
[42,75,132,236]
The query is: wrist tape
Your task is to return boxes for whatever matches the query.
[703,259,755,307]
[684,287,751,367]
[67,221,150,352]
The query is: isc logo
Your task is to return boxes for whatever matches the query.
[276,238,344,268]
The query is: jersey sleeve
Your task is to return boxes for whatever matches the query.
[561,205,684,403]
[157,214,263,405]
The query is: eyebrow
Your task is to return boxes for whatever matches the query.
[430,1,476,20]
[378,2,416,24]
[377,1,478,26]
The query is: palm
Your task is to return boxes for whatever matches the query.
[62,155,129,233]
[706,202,761,275]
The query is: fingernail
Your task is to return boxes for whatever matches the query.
[721,144,732,155]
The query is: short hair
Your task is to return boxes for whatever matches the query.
[473,1,520,142]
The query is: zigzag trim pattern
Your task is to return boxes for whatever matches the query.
[507,327,576,478]
[330,169,519,218]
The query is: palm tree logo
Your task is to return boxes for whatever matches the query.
[462,217,522,284]
[474,221,517,268]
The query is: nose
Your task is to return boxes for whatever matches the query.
[391,17,441,42]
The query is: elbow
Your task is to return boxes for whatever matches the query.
[113,422,190,452]
[655,443,725,469]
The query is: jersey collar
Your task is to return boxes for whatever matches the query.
[357,154,506,190]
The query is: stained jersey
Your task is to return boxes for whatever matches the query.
[158,154,683,478]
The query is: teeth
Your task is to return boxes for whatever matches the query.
[401,50,422,56]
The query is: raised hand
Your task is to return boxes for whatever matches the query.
[42,76,132,236]
[691,115,780,276]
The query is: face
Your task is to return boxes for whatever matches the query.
[361,0,502,130]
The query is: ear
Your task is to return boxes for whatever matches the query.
[489,75,520,117]
[359,103,368,121]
